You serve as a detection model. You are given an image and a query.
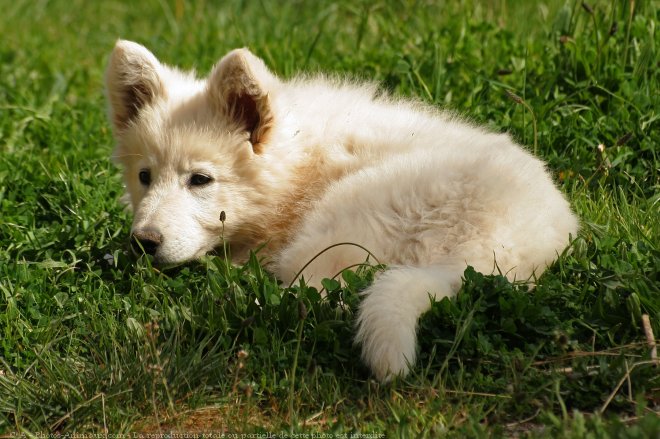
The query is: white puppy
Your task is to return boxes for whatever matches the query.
[106,40,578,381]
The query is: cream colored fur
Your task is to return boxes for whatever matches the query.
[106,40,578,382]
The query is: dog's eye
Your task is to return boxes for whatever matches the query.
[189,173,213,186]
[138,169,151,186]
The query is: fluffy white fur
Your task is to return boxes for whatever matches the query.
[106,40,578,382]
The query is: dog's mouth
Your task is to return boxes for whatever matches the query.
[130,250,203,274]
[129,236,225,267]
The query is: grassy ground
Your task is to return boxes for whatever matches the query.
[0,0,658,437]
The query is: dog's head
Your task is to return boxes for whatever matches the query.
[106,40,281,265]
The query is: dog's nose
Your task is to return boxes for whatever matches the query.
[131,229,163,255]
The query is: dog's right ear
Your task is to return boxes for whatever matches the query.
[106,40,165,133]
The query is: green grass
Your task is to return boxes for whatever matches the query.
[1,0,659,436]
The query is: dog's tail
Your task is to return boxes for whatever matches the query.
[355,264,463,382]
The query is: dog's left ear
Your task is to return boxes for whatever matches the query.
[106,40,165,133]
[208,49,278,150]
